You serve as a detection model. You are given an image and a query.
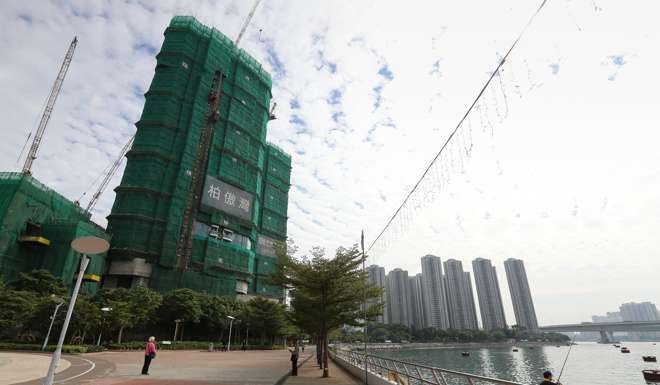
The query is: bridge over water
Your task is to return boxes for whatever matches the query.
[539,321,660,343]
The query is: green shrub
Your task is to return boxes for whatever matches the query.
[0,342,90,354]
[105,341,285,351]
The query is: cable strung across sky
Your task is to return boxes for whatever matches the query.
[366,0,551,257]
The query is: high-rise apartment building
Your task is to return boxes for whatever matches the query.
[443,259,478,329]
[408,273,426,329]
[386,268,411,327]
[504,258,539,331]
[472,258,507,330]
[619,301,660,340]
[367,264,388,324]
[463,272,479,329]
[104,17,290,299]
[420,255,450,329]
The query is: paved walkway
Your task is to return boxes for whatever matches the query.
[2,348,362,385]
[285,354,362,385]
[0,352,71,385]
[12,349,315,385]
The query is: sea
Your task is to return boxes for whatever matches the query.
[373,341,659,385]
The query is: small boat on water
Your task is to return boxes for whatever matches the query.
[643,356,658,362]
[643,370,660,382]
[621,347,631,353]
[614,344,621,348]
[461,352,470,357]
[512,348,519,352]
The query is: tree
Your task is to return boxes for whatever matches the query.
[126,287,162,331]
[198,294,229,340]
[70,297,101,343]
[9,269,66,296]
[0,286,38,333]
[159,288,203,341]
[272,244,382,378]
[245,297,287,344]
[94,287,162,343]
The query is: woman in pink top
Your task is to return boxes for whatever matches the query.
[141,336,157,375]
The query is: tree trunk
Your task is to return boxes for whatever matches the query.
[81,329,87,344]
[322,330,329,377]
[118,326,124,344]
[316,334,322,367]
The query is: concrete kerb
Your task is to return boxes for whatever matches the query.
[274,352,315,385]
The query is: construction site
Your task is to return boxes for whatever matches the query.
[0,16,290,300]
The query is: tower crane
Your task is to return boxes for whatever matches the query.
[234,0,262,46]
[22,37,78,174]
[83,135,134,214]
[234,1,279,122]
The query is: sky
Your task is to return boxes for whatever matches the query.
[0,0,659,326]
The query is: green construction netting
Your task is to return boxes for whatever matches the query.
[260,209,287,238]
[106,17,289,297]
[0,173,107,293]
[262,182,288,217]
[255,254,278,276]
[265,144,291,184]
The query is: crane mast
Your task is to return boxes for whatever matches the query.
[175,71,224,271]
[85,135,134,214]
[22,36,78,174]
[234,0,262,46]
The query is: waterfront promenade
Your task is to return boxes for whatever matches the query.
[1,348,362,385]
[284,354,362,385]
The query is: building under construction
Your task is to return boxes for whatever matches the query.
[103,16,290,299]
[0,36,108,294]
[0,172,108,293]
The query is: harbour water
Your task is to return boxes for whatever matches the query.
[375,342,659,385]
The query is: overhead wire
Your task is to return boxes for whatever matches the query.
[366,0,551,254]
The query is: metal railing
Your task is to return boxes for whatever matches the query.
[331,348,523,385]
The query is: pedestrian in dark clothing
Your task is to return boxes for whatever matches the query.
[141,336,157,375]
[242,340,246,351]
[289,343,300,376]
[540,370,561,385]
[301,343,305,352]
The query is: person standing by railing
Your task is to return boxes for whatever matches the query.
[540,371,562,385]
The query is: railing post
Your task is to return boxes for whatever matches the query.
[415,366,426,384]
[431,368,448,385]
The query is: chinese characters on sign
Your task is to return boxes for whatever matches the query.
[201,176,253,221]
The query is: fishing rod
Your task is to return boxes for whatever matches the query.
[556,333,578,383]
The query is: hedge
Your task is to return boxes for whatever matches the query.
[0,342,101,354]
[107,341,285,351]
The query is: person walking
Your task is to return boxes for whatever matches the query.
[141,336,157,375]
[540,370,562,385]
[289,341,300,376]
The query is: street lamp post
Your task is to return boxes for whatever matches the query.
[97,307,112,346]
[173,319,183,343]
[42,296,65,351]
[226,315,235,351]
[44,236,109,385]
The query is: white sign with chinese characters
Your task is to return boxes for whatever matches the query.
[201,175,253,221]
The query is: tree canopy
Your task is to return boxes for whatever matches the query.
[272,243,383,377]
